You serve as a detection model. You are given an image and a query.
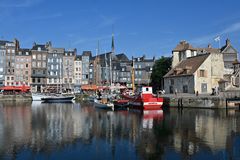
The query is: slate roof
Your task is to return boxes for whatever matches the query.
[48,47,64,53]
[75,55,82,61]
[164,54,210,77]
[32,44,48,51]
[0,40,11,46]
[82,51,92,57]
[16,48,31,56]
[116,53,129,61]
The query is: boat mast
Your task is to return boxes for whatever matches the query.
[131,57,135,92]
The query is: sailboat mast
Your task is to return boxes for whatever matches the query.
[131,57,135,92]
[110,33,114,86]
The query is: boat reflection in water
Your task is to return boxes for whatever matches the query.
[142,110,163,129]
[0,102,240,159]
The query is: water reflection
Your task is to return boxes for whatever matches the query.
[0,102,240,159]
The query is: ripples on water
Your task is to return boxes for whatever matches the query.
[0,101,240,159]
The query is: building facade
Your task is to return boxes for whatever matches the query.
[133,56,154,86]
[15,49,32,86]
[46,45,64,93]
[5,39,19,86]
[81,51,91,85]
[0,41,7,86]
[74,55,82,92]
[63,49,76,91]
[164,53,224,94]
[31,43,48,92]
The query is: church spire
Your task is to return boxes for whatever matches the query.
[111,33,115,53]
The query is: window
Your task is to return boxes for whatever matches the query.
[37,47,41,51]
[32,54,36,59]
[42,55,46,60]
[32,62,36,67]
[183,85,188,93]
[26,64,28,68]
[32,78,35,83]
[11,77,14,80]
[7,77,9,80]
[170,79,174,85]
[38,78,41,83]
[33,70,35,74]
[200,70,205,77]
[37,62,41,67]
[37,54,41,60]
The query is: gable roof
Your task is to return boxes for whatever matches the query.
[164,54,210,77]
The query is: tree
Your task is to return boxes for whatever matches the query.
[150,56,172,93]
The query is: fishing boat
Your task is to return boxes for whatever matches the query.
[94,99,114,110]
[113,99,129,110]
[122,86,163,110]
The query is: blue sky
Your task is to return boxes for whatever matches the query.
[1,0,240,58]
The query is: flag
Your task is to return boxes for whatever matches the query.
[214,36,220,42]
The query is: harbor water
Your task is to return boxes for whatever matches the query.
[0,101,240,159]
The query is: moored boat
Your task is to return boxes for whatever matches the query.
[122,86,163,110]
[32,93,50,101]
[94,99,114,110]
[41,95,74,103]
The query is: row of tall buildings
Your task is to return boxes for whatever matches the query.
[0,38,155,93]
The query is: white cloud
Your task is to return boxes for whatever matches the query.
[221,22,240,34]
[191,22,240,45]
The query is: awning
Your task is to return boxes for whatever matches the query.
[81,85,98,90]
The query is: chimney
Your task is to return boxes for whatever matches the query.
[226,39,230,46]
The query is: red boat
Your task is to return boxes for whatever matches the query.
[122,86,163,110]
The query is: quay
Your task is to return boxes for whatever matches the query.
[0,94,32,101]
[162,91,240,109]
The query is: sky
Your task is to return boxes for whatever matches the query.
[1,0,240,58]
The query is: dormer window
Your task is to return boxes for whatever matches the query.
[26,52,29,55]
[38,47,41,51]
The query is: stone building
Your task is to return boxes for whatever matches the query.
[133,56,154,86]
[15,49,32,86]
[81,51,92,85]
[164,53,224,94]
[0,41,7,86]
[31,42,49,92]
[63,49,76,91]
[4,39,19,86]
[74,55,82,92]
[46,44,64,92]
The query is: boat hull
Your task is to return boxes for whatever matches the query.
[94,101,114,110]
[41,96,74,103]
[123,94,163,110]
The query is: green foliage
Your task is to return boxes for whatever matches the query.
[150,56,172,92]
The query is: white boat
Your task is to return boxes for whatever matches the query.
[41,95,74,103]
[32,93,50,101]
